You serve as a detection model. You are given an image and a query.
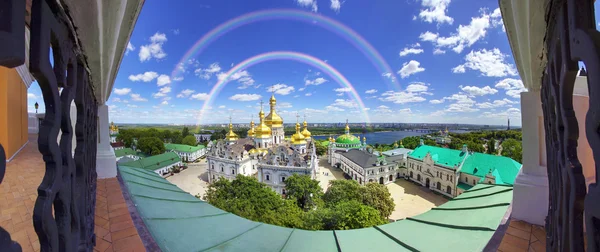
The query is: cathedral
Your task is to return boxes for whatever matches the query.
[207,94,318,195]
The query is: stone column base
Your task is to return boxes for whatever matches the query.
[511,168,549,226]
[97,146,117,178]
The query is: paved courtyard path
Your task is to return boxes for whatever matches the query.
[167,159,210,199]
[386,179,448,220]
[316,157,346,192]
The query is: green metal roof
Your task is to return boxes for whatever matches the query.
[335,134,362,145]
[114,148,137,158]
[118,165,513,251]
[457,182,473,191]
[409,145,467,168]
[459,153,522,185]
[164,143,206,153]
[121,152,181,172]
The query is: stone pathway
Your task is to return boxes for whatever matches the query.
[166,160,210,199]
[386,179,448,220]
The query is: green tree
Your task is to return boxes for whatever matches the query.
[487,139,496,154]
[466,141,485,153]
[323,180,362,207]
[327,200,386,230]
[171,131,183,144]
[284,174,323,211]
[361,183,395,219]
[182,135,197,146]
[162,130,173,143]
[137,137,165,156]
[315,141,328,156]
[501,138,523,163]
[182,126,190,138]
[116,132,134,148]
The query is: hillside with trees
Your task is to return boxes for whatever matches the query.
[203,175,394,230]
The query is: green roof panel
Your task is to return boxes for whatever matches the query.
[121,152,181,172]
[460,153,522,185]
[114,148,137,158]
[408,145,467,168]
[164,143,205,153]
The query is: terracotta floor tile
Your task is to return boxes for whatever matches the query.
[109,214,133,224]
[95,225,110,239]
[510,220,532,233]
[501,233,529,250]
[531,226,546,244]
[111,227,139,241]
[108,203,127,213]
[113,235,143,251]
[94,237,112,252]
[530,241,545,252]
[108,207,130,219]
[506,226,531,241]
[110,219,134,233]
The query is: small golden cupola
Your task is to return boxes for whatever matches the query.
[254,103,272,139]
[301,115,311,139]
[291,122,306,145]
[225,117,239,142]
[247,116,255,138]
[264,94,284,128]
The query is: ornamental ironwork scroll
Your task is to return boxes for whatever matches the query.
[0,0,98,251]
[541,0,600,251]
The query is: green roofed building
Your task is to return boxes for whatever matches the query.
[120,152,182,177]
[114,148,140,162]
[327,120,367,164]
[164,143,207,162]
[406,141,522,198]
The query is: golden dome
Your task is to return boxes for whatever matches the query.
[249,148,258,154]
[345,123,350,132]
[225,122,238,141]
[291,122,306,145]
[247,121,255,138]
[264,94,284,127]
[254,108,272,138]
[363,136,366,142]
[301,120,311,138]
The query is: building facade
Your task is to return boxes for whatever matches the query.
[114,148,140,162]
[121,152,182,177]
[406,141,522,198]
[110,121,118,143]
[206,94,319,195]
[165,143,207,162]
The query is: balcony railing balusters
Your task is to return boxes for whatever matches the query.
[542,0,599,251]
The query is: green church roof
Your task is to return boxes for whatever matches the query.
[460,152,522,185]
[114,148,137,158]
[409,145,467,168]
[165,143,205,153]
[335,134,362,145]
[118,165,513,252]
[121,152,181,172]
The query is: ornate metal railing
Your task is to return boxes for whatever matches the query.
[542,0,599,251]
[0,0,99,251]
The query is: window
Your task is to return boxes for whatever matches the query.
[211,164,214,170]
[281,176,286,182]
[232,169,235,175]
[446,174,449,181]
[266,175,270,181]
[221,167,224,172]
[473,179,476,185]
[465,177,468,182]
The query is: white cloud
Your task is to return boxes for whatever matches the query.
[195,63,222,79]
[305,77,327,86]
[374,105,392,113]
[330,0,342,12]
[152,86,171,98]
[27,93,37,99]
[332,99,358,108]
[191,93,210,100]
[379,90,426,104]
[173,29,180,35]
[129,71,159,82]
[381,72,396,82]
[334,87,352,93]
[494,78,527,98]
[325,105,345,112]
[267,84,295,95]
[176,89,195,98]
[139,32,167,62]
[218,105,226,109]
[399,43,424,57]
[476,98,517,108]
[419,10,494,53]
[130,93,148,102]
[229,94,262,101]
[296,0,318,12]
[491,8,505,32]
[460,85,498,96]
[305,93,313,97]
[173,77,184,81]
[405,83,429,92]
[127,104,138,108]
[453,48,517,77]
[430,99,444,104]
[418,0,453,25]
[161,101,169,106]
[217,70,255,89]
[433,48,446,55]
[126,42,135,55]
[298,87,306,92]
[113,88,131,95]
[365,89,378,94]
[156,75,171,86]
[279,102,293,109]
[398,60,425,78]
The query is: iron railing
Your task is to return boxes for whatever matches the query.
[0,0,99,251]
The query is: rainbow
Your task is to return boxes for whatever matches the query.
[196,51,370,124]
[172,9,399,90]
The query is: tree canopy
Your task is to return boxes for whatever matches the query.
[284,174,323,211]
[181,135,197,146]
[137,137,165,156]
[501,138,523,163]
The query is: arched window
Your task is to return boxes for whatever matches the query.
[473,179,476,185]
[211,164,214,170]
[266,175,270,181]
[232,169,235,175]
[220,166,224,172]
[465,176,468,182]
[447,186,452,195]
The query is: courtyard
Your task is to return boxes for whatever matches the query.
[168,156,448,220]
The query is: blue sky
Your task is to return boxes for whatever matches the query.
[29,0,567,126]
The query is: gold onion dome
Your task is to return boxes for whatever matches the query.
[291,122,306,145]
[264,94,284,127]
[247,120,255,138]
[249,148,258,154]
[254,108,272,138]
[225,121,238,141]
[301,120,311,138]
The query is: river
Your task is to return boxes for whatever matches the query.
[311,130,473,145]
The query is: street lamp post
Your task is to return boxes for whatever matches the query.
[34,102,38,114]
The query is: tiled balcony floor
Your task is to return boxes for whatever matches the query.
[0,135,143,252]
[497,220,546,252]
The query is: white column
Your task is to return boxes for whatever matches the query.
[511,91,548,225]
[96,104,117,178]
